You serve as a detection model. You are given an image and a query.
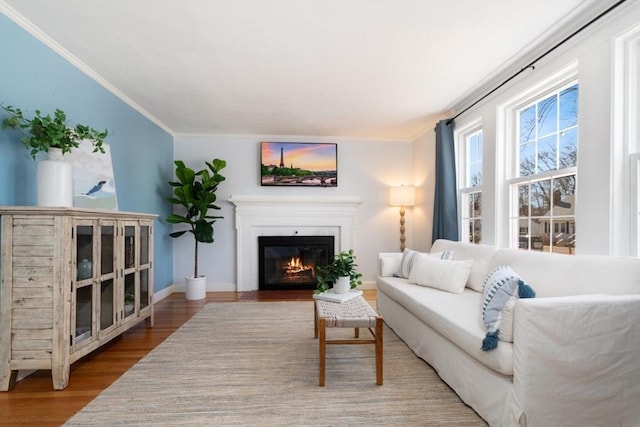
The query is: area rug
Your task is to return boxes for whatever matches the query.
[65,301,486,426]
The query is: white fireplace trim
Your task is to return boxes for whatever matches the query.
[229,194,362,291]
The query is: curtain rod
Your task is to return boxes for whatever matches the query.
[446,0,627,125]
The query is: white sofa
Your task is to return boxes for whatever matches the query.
[376,239,640,426]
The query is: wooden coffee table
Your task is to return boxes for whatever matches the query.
[313,295,383,386]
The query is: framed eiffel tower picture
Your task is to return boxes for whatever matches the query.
[260,141,337,187]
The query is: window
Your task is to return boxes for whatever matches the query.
[612,24,640,256]
[458,125,482,243]
[510,82,578,254]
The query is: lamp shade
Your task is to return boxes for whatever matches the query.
[389,185,415,207]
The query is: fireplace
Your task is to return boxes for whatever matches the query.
[258,236,335,290]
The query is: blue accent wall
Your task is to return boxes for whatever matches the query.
[0,14,174,292]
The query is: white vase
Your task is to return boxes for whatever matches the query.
[333,276,351,294]
[37,148,73,207]
[185,275,207,300]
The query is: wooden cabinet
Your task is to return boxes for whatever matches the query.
[0,207,156,391]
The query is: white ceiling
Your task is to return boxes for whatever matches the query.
[1,0,605,140]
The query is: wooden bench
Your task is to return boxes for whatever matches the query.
[313,296,383,386]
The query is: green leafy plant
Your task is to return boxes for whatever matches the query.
[315,249,363,294]
[1,104,108,158]
[166,158,227,278]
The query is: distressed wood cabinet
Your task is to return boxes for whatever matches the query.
[0,207,155,390]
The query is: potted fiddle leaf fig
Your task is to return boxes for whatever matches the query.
[316,249,363,294]
[1,104,109,207]
[166,158,227,300]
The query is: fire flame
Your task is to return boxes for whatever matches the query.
[285,257,313,274]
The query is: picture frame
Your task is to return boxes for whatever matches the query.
[260,141,337,187]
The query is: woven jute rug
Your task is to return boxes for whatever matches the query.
[65,301,486,426]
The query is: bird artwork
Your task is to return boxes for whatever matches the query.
[84,180,107,196]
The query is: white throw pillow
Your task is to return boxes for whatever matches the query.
[395,248,454,278]
[407,254,473,294]
[379,253,402,277]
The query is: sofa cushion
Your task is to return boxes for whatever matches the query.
[376,276,514,376]
[489,248,640,297]
[408,254,473,294]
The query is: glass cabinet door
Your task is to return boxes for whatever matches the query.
[140,225,150,310]
[124,225,136,269]
[99,223,116,331]
[76,225,94,281]
[122,223,138,319]
[123,272,136,319]
[74,224,94,344]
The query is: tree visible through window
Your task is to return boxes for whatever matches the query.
[513,83,578,254]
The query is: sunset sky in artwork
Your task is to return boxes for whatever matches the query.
[261,142,337,171]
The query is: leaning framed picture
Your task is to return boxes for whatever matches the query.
[260,141,338,187]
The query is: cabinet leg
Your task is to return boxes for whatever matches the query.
[51,365,70,390]
[0,369,18,391]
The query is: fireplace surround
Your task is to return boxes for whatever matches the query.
[229,195,362,291]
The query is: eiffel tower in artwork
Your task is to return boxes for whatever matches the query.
[279,147,285,168]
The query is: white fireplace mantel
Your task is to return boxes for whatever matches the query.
[229,194,362,291]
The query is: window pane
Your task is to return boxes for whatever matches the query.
[467,193,474,218]
[519,105,536,143]
[473,192,482,217]
[530,179,551,217]
[553,175,576,210]
[470,134,481,162]
[559,84,578,129]
[538,135,557,172]
[470,163,482,186]
[518,218,530,249]
[520,142,536,176]
[537,94,558,137]
[559,128,577,168]
[518,183,529,216]
[473,219,481,243]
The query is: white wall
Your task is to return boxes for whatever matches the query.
[172,135,416,291]
[411,126,438,252]
[449,3,639,255]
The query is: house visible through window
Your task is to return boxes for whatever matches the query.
[511,82,578,254]
[458,127,482,244]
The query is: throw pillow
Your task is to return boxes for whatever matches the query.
[407,254,473,294]
[395,248,454,279]
[481,265,536,351]
[379,253,402,277]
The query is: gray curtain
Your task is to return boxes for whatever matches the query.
[432,119,459,243]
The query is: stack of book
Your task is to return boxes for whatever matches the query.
[312,289,363,303]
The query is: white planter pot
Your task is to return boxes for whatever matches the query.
[37,148,73,207]
[185,275,207,300]
[333,276,350,294]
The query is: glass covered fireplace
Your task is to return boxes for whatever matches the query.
[258,236,335,290]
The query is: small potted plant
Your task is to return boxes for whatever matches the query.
[316,249,363,294]
[166,158,226,300]
[1,104,109,207]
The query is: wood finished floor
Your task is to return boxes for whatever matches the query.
[0,290,376,426]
